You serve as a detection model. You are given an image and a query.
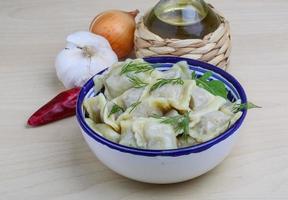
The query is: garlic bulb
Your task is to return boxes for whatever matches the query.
[55,31,118,88]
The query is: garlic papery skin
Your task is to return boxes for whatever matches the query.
[55,31,118,88]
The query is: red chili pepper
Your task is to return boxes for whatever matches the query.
[27,87,81,127]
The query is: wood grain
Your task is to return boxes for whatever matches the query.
[0,0,288,199]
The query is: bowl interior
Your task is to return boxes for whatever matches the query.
[76,57,247,157]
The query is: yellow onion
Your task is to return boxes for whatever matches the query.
[89,9,139,59]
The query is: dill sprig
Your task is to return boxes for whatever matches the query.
[152,112,190,140]
[129,101,141,113]
[191,71,228,99]
[232,102,261,113]
[150,78,184,92]
[120,61,154,75]
[108,104,124,117]
[126,75,148,88]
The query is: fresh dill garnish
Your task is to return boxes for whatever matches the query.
[232,102,261,113]
[150,78,184,92]
[129,101,141,113]
[126,75,148,88]
[152,112,190,140]
[120,61,154,75]
[191,71,228,99]
[108,104,124,117]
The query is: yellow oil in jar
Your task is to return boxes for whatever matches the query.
[144,0,221,39]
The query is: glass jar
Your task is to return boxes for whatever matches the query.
[144,0,221,39]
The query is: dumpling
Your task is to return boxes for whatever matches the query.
[132,118,177,150]
[103,59,159,99]
[150,80,196,111]
[85,119,120,143]
[114,87,146,109]
[177,136,198,148]
[105,87,147,128]
[93,75,104,93]
[83,93,106,123]
[189,111,239,143]
[118,98,164,121]
[103,87,170,131]
[103,62,133,100]
[120,118,177,150]
[190,86,215,111]
[190,96,227,117]
[161,61,191,80]
[102,100,124,131]
[119,120,138,148]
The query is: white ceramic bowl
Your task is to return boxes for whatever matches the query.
[76,57,247,184]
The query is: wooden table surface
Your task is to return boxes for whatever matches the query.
[1,0,288,199]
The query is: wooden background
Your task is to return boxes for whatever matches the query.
[0,0,287,199]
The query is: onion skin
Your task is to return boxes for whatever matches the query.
[89,10,139,59]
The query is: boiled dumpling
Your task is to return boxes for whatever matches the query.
[119,120,138,148]
[85,119,120,143]
[188,96,226,129]
[93,75,104,93]
[114,87,145,109]
[189,111,233,142]
[118,98,164,121]
[191,96,226,117]
[103,59,158,99]
[102,100,125,132]
[83,93,106,123]
[132,118,177,150]
[162,61,191,80]
[190,86,215,111]
[107,87,146,128]
[177,136,198,148]
[103,62,133,100]
[120,118,178,150]
[150,80,196,111]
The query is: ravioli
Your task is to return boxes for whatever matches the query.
[149,80,196,111]
[103,59,159,100]
[83,93,106,123]
[189,111,241,143]
[119,118,177,150]
[161,61,191,80]
[85,118,120,143]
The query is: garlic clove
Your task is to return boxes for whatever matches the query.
[67,31,112,49]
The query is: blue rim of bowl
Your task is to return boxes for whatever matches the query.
[76,56,247,157]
